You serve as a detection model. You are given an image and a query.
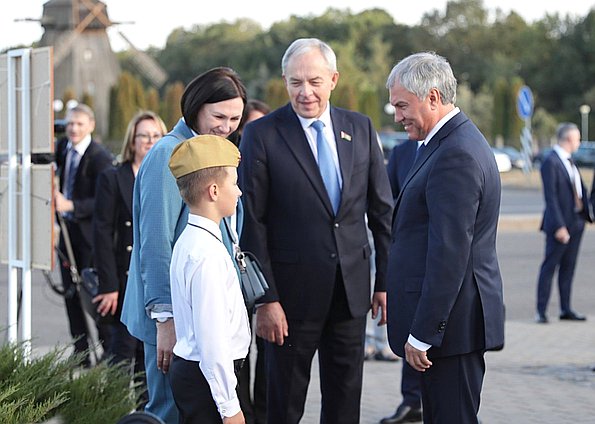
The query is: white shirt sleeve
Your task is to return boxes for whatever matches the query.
[187,253,241,418]
[408,334,431,352]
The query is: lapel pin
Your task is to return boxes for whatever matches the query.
[340,131,352,141]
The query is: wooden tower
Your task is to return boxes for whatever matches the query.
[38,0,120,140]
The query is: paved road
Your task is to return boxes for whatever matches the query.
[2,172,595,422]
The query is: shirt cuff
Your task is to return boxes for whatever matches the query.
[408,334,431,351]
[218,396,241,418]
[151,311,173,320]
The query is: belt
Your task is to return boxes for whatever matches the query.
[173,355,245,374]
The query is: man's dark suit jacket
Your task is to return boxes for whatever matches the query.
[239,103,393,321]
[93,162,135,317]
[386,111,505,359]
[387,141,418,198]
[540,150,591,235]
[56,137,114,252]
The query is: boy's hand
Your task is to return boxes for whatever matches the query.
[223,411,245,424]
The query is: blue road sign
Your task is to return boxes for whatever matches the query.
[517,86,534,119]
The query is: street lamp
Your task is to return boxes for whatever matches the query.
[579,104,590,141]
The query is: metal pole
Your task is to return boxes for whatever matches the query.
[20,49,33,359]
[6,51,19,344]
[579,104,591,142]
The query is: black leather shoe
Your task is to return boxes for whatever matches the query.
[535,313,548,324]
[380,404,422,424]
[559,311,586,321]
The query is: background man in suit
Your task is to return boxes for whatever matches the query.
[380,140,422,424]
[536,122,591,323]
[385,52,505,423]
[239,38,393,424]
[54,103,114,366]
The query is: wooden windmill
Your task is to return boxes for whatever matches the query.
[37,0,167,140]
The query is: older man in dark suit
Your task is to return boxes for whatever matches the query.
[54,103,114,365]
[385,52,505,424]
[536,122,591,323]
[239,38,393,424]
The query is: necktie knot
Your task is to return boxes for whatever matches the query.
[311,120,324,133]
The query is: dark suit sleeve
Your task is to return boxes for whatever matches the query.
[411,146,481,345]
[73,144,114,220]
[540,158,565,233]
[365,120,394,292]
[93,169,120,294]
[386,147,401,199]
[239,123,279,302]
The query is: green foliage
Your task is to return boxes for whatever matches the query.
[81,92,94,111]
[108,72,148,148]
[115,1,595,141]
[0,342,137,424]
[160,81,184,130]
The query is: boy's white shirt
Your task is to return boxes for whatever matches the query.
[170,213,251,418]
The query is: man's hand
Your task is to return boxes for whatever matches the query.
[371,291,387,325]
[54,190,74,213]
[156,319,176,373]
[404,341,432,372]
[255,302,288,345]
[554,226,571,244]
[92,291,118,316]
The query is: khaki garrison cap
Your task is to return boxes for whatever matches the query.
[168,134,240,179]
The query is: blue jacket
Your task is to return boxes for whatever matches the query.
[121,118,243,344]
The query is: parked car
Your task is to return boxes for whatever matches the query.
[532,147,554,167]
[377,130,409,161]
[495,146,526,169]
[492,148,512,173]
[572,141,595,167]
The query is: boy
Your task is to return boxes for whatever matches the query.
[167,134,250,424]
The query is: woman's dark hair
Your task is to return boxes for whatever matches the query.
[239,99,271,133]
[181,67,247,133]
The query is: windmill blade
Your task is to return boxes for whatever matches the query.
[118,31,168,88]
[53,0,109,68]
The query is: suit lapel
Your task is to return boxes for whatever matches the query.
[330,108,354,214]
[393,112,468,217]
[277,105,335,215]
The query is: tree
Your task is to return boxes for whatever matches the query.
[160,81,184,130]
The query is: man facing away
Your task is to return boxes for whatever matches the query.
[385,52,505,424]
[239,38,393,424]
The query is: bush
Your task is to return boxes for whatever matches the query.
[0,342,137,423]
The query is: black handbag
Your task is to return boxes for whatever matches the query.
[235,249,269,309]
[223,218,269,309]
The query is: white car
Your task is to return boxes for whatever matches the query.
[492,148,512,173]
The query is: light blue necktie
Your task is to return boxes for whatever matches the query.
[311,120,341,214]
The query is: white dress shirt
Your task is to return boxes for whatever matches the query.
[297,102,344,189]
[553,144,583,199]
[170,214,251,418]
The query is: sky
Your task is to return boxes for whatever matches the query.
[2,1,593,52]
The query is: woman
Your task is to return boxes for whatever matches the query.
[92,110,167,405]
[120,67,247,423]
